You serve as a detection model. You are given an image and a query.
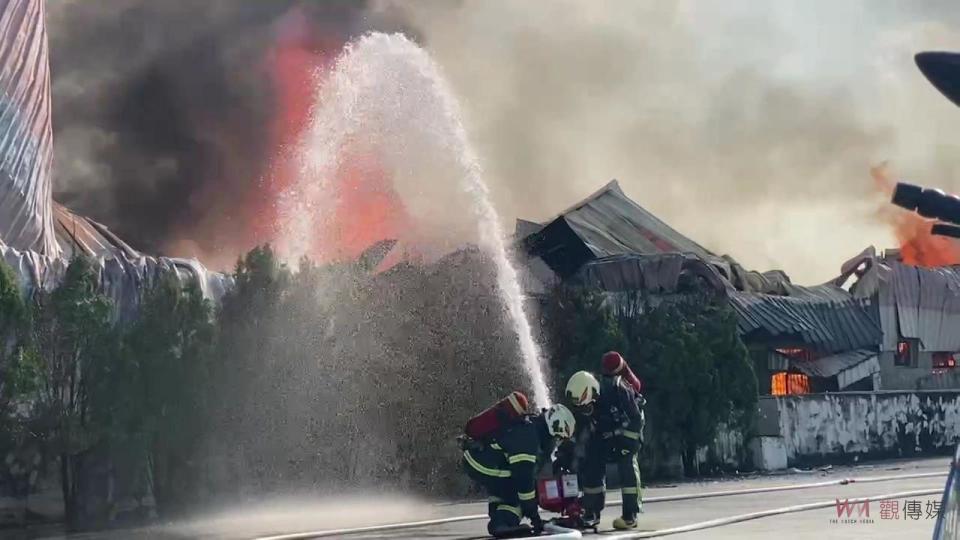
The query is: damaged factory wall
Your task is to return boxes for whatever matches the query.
[774,391,960,464]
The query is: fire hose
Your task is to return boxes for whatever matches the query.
[254,470,946,539]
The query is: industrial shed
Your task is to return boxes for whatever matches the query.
[515,181,932,393]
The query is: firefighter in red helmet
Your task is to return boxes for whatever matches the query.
[462,399,576,538]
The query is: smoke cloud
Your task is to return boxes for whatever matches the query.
[372,0,960,283]
[46,1,413,268]
[47,0,960,283]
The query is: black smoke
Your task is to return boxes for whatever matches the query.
[46,0,413,259]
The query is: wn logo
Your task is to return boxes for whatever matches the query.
[836,499,870,518]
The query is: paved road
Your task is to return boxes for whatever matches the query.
[336,457,950,540]
[8,457,951,539]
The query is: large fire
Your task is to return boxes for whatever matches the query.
[259,8,409,265]
[872,164,960,266]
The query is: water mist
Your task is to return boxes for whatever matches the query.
[278,32,551,408]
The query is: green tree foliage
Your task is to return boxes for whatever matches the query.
[540,285,627,392]
[26,256,117,527]
[116,274,215,518]
[0,258,31,499]
[0,259,29,411]
[544,286,757,477]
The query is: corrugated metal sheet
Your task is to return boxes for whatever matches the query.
[0,0,58,256]
[886,261,960,352]
[893,263,921,341]
[837,356,879,389]
[527,180,714,261]
[729,286,882,354]
[576,253,727,293]
[785,348,875,378]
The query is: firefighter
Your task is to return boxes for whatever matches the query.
[564,353,645,530]
[462,403,577,538]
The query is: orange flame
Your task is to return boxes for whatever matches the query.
[260,8,409,265]
[872,164,960,266]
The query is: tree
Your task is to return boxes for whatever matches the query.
[621,293,757,475]
[540,285,627,391]
[26,256,116,528]
[0,258,33,505]
[544,285,757,477]
[0,258,29,419]
[116,274,214,518]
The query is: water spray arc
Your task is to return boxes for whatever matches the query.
[278,32,551,408]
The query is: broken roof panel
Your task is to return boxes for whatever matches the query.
[778,348,879,389]
[887,261,960,352]
[575,253,727,293]
[729,286,882,354]
[780,348,876,379]
[523,180,713,276]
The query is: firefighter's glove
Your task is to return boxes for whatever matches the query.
[616,436,640,456]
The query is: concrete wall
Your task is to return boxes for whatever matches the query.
[772,391,960,464]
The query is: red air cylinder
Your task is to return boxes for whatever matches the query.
[601,351,642,393]
[465,391,529,440]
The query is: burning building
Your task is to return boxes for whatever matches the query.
[0,0,228,313]
[514,179,960,394]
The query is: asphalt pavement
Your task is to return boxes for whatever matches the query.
[7,456,951,539]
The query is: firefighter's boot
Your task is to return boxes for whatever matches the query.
[613,514,638,530]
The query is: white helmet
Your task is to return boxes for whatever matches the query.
[565,371,600,406]
[544,403,576,439]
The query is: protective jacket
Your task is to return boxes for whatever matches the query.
[595,374,645,453]
[463,414,555,522]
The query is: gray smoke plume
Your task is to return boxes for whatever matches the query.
[47,0,960,282]
[371,0,960,283]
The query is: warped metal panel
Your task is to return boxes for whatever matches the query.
[893,263,921,341]
[0,0,57,256]
[728,289,882,354]
[876,264,899,352]
[837,355,880,390]
[532,180,714,262]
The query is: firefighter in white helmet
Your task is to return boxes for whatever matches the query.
[565,370,601,411]
[563,362,645,531]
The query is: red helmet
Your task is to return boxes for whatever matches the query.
[602,351,643,393]
[601,351,627,376]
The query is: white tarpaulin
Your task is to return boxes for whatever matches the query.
[0,0,229,310]
[0,0,58,256]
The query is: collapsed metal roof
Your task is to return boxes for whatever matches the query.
[517,181,885,355]
[731,288,882,354]
[521,180,714,277]
[841,249,960,353]
[771,348,879,389]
